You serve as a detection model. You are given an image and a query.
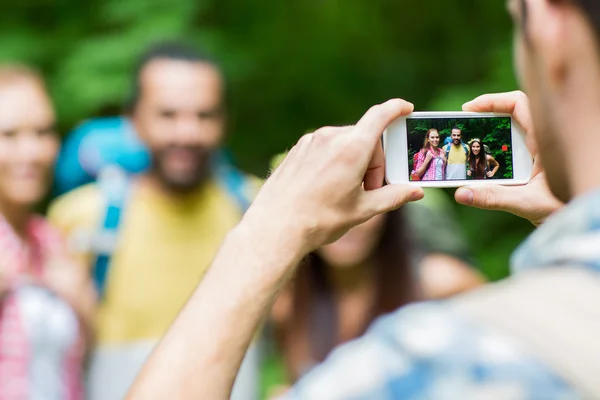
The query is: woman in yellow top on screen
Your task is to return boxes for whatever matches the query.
[413,128,446,181]
[467,138,500,179]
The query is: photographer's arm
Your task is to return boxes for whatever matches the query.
[127,215,305,400]
[456,91,563,226]
[126,100,423,400]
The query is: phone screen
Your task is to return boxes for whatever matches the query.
[406,116,513,182]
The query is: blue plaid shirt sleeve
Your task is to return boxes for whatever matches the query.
[284,302,577,400]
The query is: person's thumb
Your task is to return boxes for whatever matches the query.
[362,185,424,216]
[455,185,517,213]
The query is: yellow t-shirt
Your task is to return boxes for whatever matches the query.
[48,177,261,345]
[447,143,469,165]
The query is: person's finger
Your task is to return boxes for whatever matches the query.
[455,185,521,214]
[353,99,413,190]
[463,91,537,158]
[363,142,385,191]
[462,91,532,132]
[361,184,424,217]
[354,99,414,145]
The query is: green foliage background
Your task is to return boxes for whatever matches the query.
[407,117,513,179]
[0,0,533,280]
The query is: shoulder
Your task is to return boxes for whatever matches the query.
[288,301,573,399]
[47,184,103,232]
[442,144,450,151]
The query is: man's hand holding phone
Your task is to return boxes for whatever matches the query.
[244,99,425,257]
[455,91,563,226]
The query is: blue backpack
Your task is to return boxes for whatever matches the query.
[55,116,254,298]
[54,117,150,196]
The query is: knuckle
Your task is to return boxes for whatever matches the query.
[313,126,335,136]
[366,104,384,117]
[298,133,314,146]
[514,90,529,103]
[313,126,343,144]
[481,188,498,209]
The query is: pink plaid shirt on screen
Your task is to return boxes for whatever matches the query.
[414,148,445,181]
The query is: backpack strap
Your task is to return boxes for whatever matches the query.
[461,142,469,156]
[211,151,253,213]
[451,267,600,398]
[91,152,251,300]
[92,165,131,299]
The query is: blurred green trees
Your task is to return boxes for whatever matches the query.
[0,0,533,279]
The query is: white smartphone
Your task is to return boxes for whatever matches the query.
[383,112,533,188]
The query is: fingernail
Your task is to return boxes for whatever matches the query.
[456,188,474,205]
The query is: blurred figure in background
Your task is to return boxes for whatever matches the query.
[0,65,95,399]
[48,43,261,400]
[265,156,483,397]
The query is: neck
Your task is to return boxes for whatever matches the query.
[0,200,31,238]
[325,261,376,295]
[140,172,206,201]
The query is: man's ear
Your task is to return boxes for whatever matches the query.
[526,0,573,90]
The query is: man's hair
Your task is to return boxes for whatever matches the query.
[452,125,461,132]
[126,42,222,112]
[0,64,46,90]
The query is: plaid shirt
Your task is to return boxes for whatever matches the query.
[414,149,445,181]
[284,190,600,399]
[0,215,84,400]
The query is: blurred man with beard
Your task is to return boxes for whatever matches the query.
[48,43,260,400]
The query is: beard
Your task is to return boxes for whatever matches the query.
[151,145,213,193]
[453,139,461,145]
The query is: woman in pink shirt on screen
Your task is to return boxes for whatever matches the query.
[413,128,446,181]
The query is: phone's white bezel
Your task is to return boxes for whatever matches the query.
[383,111,533,188]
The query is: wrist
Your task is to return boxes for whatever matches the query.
[227,207,309,281]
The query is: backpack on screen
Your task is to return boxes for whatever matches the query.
[444,142,470,160]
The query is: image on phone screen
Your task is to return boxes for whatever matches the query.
[407,117,513,182]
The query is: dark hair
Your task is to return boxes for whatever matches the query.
[126,41,222,112]
[468,139,486,178]
[451,125,461,133]
[276,209,420,380]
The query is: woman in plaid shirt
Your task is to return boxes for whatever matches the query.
[0,65,95,400]
[413,128,447,181]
